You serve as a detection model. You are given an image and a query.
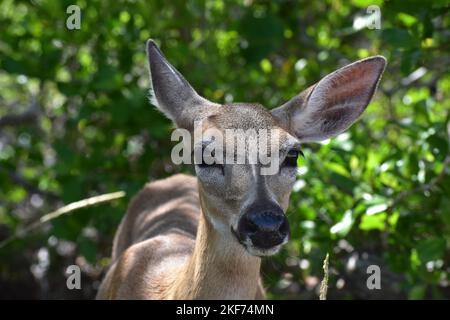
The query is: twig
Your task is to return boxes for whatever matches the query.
[0,98,40,129]
[319,253,329,300]
[391,155,450,209]
[0,167,59,201]
[382,153,450,247]
[0,191,126,249]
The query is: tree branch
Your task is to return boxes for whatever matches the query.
[0,167,59,201]
[0,191,126,249]
[388,154,450,211]
[0,98,40,129]
[382,153,450,246]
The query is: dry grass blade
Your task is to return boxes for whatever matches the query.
[0,191,126,249]
[319,253,329,300]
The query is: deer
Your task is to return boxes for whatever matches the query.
[96,39,386,299]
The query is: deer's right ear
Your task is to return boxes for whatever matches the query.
[146,40,216,129]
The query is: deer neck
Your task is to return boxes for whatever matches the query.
[168,205,261,299]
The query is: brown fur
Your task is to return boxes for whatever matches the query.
[97,41,386,300]
[96,174,265,299]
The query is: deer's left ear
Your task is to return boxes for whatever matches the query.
[272,56,386,142]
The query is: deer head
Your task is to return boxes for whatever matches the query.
[147,39,386,257]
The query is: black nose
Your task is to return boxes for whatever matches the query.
[237,207,290,249]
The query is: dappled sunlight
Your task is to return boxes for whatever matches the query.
[0,0,449,300]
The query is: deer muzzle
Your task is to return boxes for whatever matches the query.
[233,203,290,256]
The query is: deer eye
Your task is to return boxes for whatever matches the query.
[282,149,303,168]
[196,149,225,174]
[197,162,225,176]
[198,161,223,169]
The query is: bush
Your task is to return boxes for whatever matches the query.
[0,0,448,299]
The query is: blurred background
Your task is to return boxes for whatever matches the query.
[0,0,449,299]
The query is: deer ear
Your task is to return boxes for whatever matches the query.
[146,39,216,129]
[272,56,386,142]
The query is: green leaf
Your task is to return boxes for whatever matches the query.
[366,203,388,215]
[409,285,426,300]
[351,0,383,8]
[401,49,421,74]
[382,28,416,49]
[416,238,446,263]
[330,210,354,236]
[78,237,97,263]
[397,13,417,27]
[239,12,284,63]
[360,212,386,231]
[329,172,356,194]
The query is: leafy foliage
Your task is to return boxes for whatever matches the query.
[0,0,449,299]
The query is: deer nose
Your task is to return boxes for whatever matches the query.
[237,208,290,249]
